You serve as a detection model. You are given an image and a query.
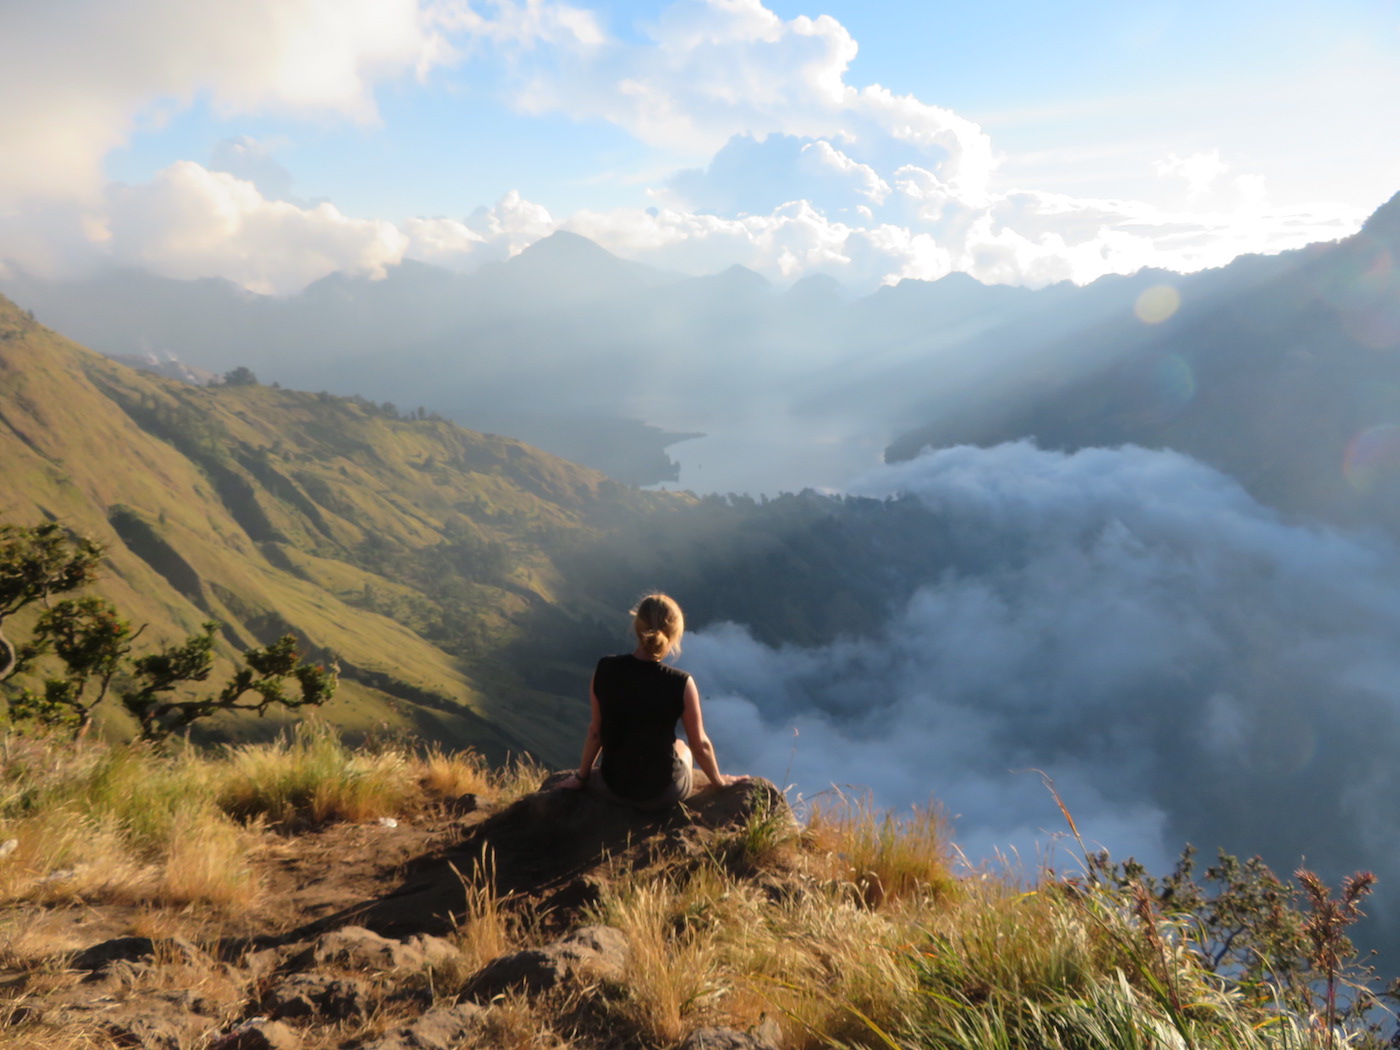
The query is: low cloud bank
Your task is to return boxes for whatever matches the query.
[686,442,1400,923]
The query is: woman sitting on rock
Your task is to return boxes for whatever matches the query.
[561,593,744,808]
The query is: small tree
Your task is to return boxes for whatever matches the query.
[1,520,337,740]
[122,627,336,740]
[222,366,259,386]
[0,522,104,681]
[10,597,135,733]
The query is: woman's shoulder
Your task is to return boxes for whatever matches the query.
[595,654,691,680]
[595,653,626,675]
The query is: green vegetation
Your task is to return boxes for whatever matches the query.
[1,522,335,739]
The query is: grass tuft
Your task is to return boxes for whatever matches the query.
[806,792,957,908]
[217,720,414,825]
[420,745,494,799]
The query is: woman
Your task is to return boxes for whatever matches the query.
[560,593,743,808]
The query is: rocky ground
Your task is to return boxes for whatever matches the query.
[0,773,790,1050]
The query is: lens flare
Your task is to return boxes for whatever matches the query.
[1129,353,1197,424]
[1342,424,1400,491]
[1134,284,1181,325]
[1148,354,1195,418]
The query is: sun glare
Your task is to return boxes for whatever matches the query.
[1134,284,1181,325]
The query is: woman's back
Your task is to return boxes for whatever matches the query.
[562,592,742,806]
[594,654,688,800]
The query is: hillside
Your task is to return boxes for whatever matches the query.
[0,292,673,757]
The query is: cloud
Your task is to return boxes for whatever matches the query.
[665,134,889,218]
[565,200,935,286]
[427,0,605,49]
[0,0,445,210]
[0,170,566,292]
[105,163,410,295]
[402,190,558,270]
[685,441,1400,927]
[511,0,994,199]
[1156,150,1229,199]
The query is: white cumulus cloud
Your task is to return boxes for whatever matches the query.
[402,190,558,270]
[511,0,994,201]
[105,163,410,295]
[0,0,448,210]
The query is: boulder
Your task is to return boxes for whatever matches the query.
[301,926,459,972]
[71,935,154,971]
[465,925,628,999]
[262,973,369,1021]
[72,934,208,979]
[680,1019,782,1050]
[356,1001,484,1050]
[209,1019,302,1050]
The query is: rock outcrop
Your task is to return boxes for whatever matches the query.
[22,775,791,1050]
[310,773,787,938]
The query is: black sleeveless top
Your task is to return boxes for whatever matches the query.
[594,654,689,801]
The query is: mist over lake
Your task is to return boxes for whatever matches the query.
[687,440,1400,948]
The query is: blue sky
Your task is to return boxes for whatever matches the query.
[1,0,1395,294]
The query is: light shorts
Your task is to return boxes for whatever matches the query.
[587,747,694,811]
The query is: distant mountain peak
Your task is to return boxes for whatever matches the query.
[1361,190,1400,246]
[511,230,622,266]
[716,263,771,289]
[785,272,847,298]
[499,230,678,292]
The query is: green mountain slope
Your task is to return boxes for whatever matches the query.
[0,293,672,758]
[1,291,965,763]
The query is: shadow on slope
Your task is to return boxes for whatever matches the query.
[294,776,785,940]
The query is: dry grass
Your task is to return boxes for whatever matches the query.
[0,1023,110,1050]
[217,721,416,825]
[805,791,957,908]
[0,736,260,910]
[918,881,1111,1004]
[470,993,564,1050]
[596,873,725,1045]
[158,805,258,908]
[486,752,552,804]
[444,846,521,979]
[0,725,543,916]
[420,745,494,799]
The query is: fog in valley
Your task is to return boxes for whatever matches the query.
[689,442,1400,928]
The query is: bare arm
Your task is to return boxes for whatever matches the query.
[681,676,744,789]
[561,677,603,790]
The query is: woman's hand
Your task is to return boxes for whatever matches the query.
[714,773,750,789]
[560,772,588,791]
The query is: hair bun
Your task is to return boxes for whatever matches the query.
[632,594,685,658]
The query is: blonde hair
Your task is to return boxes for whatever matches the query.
[632,593,684,659]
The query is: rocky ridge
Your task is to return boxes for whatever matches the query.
[3,775,791,1050]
